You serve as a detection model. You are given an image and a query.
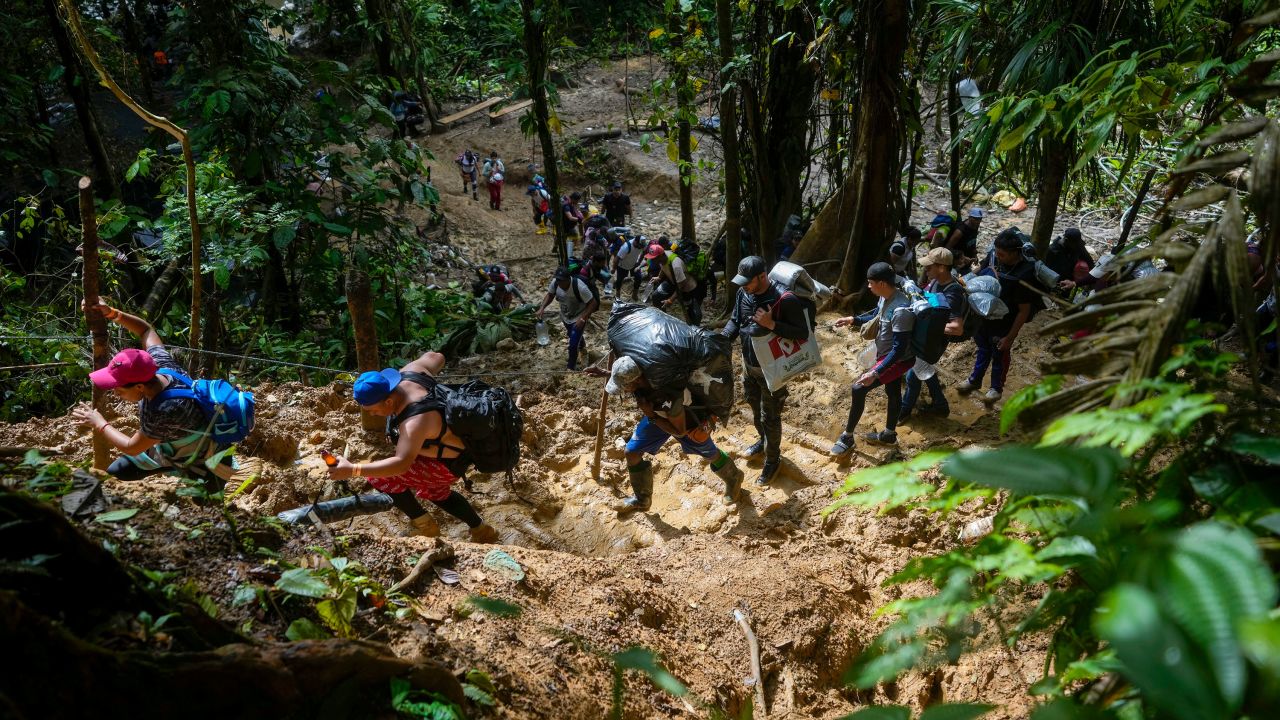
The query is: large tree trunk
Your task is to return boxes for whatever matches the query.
[716,0,743,287]
[789,0,910,310]
[346,263,381,431]
[947,72,962,213]
[673,24,696,243]
[363,0,398,83]
[740,3,816,261]
[45,0,118,198]
[521,0,566,264]
[117,0,153,104]
[1032,135,1070,255]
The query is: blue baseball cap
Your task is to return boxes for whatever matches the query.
[353,368,402,406]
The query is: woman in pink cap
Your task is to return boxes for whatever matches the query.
[71,302,234,492]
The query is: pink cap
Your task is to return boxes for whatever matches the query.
[89,348,158,389]
[644,244,665,260]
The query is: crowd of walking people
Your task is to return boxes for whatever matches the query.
[75,170,1209,543]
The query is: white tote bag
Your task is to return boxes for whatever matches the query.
[750,309,822,391]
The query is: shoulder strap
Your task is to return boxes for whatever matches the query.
[153,368,196,402]
[571,279,586,303]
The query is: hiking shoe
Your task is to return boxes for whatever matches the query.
[470,523,499,543]
[614,495,652,514]
[743,438,765,457]
[756,460,779,486]
[955,380,978,396]
[983,389,1002,405]
[410,514,440,537]
[829,434,856,456]
[864,429,898,445]
[919,401,951,418]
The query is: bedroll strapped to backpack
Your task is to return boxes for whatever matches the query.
[607,303,734,419]
[923,211,959,245]
[155,369,256,444]
[768,261,834,303]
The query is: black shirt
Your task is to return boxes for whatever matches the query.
[978,256,1036,337]
[601,192,631,221]
[723,282,816,367]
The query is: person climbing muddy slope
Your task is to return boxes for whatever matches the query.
[71,302,240,493]
[603,354,743,514]
[327,351,499,543]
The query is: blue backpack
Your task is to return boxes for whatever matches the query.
[155,369,256,444]
[909,291,952,364]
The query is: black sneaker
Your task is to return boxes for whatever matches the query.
[743,439,765,457]
[756,460,779,485]
[864,429,898,445]
[829,434,856,455]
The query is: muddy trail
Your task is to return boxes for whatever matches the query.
[0,57,1105,718]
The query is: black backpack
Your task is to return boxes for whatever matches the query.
[674,237,700,267]
[389,374,523,476]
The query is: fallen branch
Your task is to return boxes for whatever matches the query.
[387,540,456,594]
[733,607,767,717]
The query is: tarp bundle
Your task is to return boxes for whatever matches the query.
[607,303,734,419]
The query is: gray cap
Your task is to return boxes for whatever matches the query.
[605,356,644,395]
[732,256,768,285]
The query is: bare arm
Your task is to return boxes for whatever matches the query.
[71,404,162,454]
[404,351,445,376]
[89,302,162,348]
[330,410,443,480]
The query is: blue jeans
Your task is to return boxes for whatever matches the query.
[564,321,584,369]
[625,416,720,459]
[968,329,1011,392]
[902,369,946,412]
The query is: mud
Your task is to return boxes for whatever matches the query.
[0,56,1083,718]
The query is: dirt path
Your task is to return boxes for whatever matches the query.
[0,58,1092,718]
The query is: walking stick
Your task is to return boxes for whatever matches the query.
[591,388,608,482]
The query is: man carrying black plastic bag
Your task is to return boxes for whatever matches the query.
[601,303,742,513]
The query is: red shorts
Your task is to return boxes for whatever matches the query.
[874,357,914,384]
[368,455,458,502]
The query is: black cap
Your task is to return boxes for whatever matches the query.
[732,256,768,285]
[554,267,570,280]
[611,181,622,189]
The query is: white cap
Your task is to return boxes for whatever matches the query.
[605,356,643,395]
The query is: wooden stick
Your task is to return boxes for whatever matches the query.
[1018,279,1074,309]
[734,608,767,716]
[388,542,456,594]
[78,176,110,472]
[591,388,608,482]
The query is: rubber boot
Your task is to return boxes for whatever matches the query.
[712,459,744,503]
[615,460,653,513]
[536,219,547,235]
[410,514,440,537]
[470,523,499,543]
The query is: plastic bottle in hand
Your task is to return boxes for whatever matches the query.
[321,450,338,468]
[535,320,550,346]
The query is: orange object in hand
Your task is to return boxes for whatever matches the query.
[686,424,711,444]
[321,450,338,468]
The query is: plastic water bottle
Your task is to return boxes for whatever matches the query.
[535,320,550,346]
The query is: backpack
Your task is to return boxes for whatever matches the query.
[905,291,951,364]
[390,375,523,476]
[439,380,523,474]
[564,267,601,304]
[673,238,701,269]
[923,211,958,245]
[154,369,256,444]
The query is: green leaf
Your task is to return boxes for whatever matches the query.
[41,169,58,188]
[840,707,909,720]
[94,508,140,523]
[316,585,357,637]
[285,617,330,640]
[1239,616,1280,679]
[826,450,952,516]
[1000,376,1063,434]
[1225,433,1280,465]
[943,446,1124,505]
[465,595,522,618]
[1034,536,1097,562]
[1094,584,1226,720]
[463,684,495,706]
[614,646,688,697]
[231,584,259,607]
[275,568,330,598]
[918,704,996,720]
[1155,522,1278,708]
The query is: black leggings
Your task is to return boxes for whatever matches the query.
[390,490,483,528]
[844,378,903,435]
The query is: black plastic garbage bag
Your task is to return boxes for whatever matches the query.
[607,303,734,419]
